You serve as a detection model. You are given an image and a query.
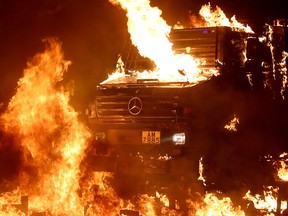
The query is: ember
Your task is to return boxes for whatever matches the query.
[224,115,240,132]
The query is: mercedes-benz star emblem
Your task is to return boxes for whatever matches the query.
[128,97,142,115]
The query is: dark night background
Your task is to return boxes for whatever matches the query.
[0,0,286,111]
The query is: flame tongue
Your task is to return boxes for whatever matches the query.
[110,0,173,69]
[104,1,255,85]
[199,3,254,33]
[108,0,207,83]
[1,38,91,215]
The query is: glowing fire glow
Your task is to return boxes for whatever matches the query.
[1,1,287,215]
[243,186,287,213]
[105,0,219,84]
[188,192,245,216]
[0,36,249,213]
[104,1,255,85]
[82,172,136,215]
[198,157,206,185]
[224,115,240,132]
[191,3,254,34]
[277,160,288,181]
[0,38,91,215]
[274,152,288,181]
[280,51,288,99]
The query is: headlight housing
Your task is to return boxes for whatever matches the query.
[95,132,106,141]
[172,133,186,145]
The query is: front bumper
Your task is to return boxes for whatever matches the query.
[85,153,196,176]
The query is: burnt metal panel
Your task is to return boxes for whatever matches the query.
[122,26,232,72]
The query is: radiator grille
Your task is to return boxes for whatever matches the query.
[93,87,184,125]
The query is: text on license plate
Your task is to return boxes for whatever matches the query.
[142,131,160,144]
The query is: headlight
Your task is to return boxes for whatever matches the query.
[95,132,106,141]
[172,133,185,145]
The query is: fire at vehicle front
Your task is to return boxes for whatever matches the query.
[84,1,259,185]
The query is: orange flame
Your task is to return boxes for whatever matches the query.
[105,1,254,85]
[0,190,26,216]
[0,38,91,215]
[243,186,283,213]
[224,115,240,132]
[0,34,266,216]
[198,157,206,185]
[106,0,217,84]
[263,24,288,100]
[188,192,245,215]
[82,172,137,215]
[191,3,254,34]
[274,152,288,181]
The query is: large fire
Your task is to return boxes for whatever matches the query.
[0,35,251,216]
[1,0,287,215]
[243,186,287,214]
[103,0,223,84]
[103,1,254,85]
[0,38,92,215]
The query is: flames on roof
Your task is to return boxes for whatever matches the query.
[102,1,254,85]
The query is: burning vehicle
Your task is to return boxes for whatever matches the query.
[1,1,288,215]
[85,1,288,212]
[86,26,255,179]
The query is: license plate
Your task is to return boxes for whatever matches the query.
[142,131,160,144]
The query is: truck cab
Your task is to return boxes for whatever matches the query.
[86,26,255,168]
[85,23,288,201]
